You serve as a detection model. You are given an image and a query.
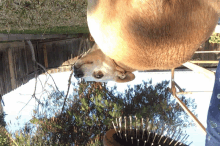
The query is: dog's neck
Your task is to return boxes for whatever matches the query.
[113,59,136,73]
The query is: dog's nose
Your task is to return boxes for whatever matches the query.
[73,66,84,78]
[74,72,84,78]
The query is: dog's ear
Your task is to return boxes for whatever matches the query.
[115,72,135,83]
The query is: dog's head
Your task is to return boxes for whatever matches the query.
[73,44,135,83]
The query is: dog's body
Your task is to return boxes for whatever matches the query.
[74,0,220,82]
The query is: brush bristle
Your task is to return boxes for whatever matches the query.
[103,116,192,146]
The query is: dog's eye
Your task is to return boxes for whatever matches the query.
[94,71,104,79]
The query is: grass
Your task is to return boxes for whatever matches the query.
[0,0,88,34]
[0,25,89,34]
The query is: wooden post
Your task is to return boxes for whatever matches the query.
[183,62,215,80]
[170,68,206,135]
[195,51,220,53]
[43,44,48,68]
[171,68,184,92]
[24,45,29,75]
[174,81,184,92]
[177,91,212,95]
[168,88,207,135]
[8,48,16,90]
[171,68,176,95]
[189,61,219,64]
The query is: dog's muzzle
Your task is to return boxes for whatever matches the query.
[73,66,84,78]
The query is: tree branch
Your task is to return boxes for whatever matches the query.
[61,69,74,113]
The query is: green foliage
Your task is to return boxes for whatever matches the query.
[122,80,197,128]
[0,128,11,146]
[33,80,196,145]
[6,79,197,145]
[0,112,6,127]
[14,131,31,146]
[209,33,220,43]
[86,135,103,146]
[0,112,11,146]
[24,81,123,145]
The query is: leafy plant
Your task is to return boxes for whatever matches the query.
[6,79,197,145]
[209,33,220,43]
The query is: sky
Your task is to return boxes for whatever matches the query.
[2,68,216,146]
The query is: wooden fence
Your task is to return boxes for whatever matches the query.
[0,35,220,97]
[191,40,220,68]
[0,37,91,96]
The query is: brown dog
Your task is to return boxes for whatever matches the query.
[74,0,220,83]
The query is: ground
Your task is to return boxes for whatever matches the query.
[0,0,88,34]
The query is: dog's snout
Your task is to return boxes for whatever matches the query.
[73,65,79,71]
[74,66,84,78]
[74,72,84,78]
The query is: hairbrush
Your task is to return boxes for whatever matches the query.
[103,116,192,146]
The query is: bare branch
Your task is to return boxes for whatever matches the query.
[37,76,44,91]
[61,69,74,113]
[61,38,92,113]
[18,97,33,114]
[19,40,65,113]
[27,40,64,97]
[26,40,36,62]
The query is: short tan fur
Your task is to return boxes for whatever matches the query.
[74,0,220,82]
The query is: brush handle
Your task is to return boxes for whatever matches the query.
[103,129,122,146]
